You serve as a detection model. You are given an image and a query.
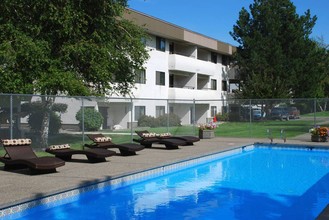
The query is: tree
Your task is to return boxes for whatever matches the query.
[312,37,329,111]
[230,0,326,99]
[0,0,149,146]
[22,102,67,135]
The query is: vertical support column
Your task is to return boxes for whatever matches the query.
[81,97,85,147]
[313,98,317,127]
[281,129,286,142]
[267,128,273,143]
[193,99,196,134]
[249,99,252,138]
[9,95,13,139]
[167,99,169,133]
[130,97,134,142]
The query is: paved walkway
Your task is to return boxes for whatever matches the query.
[1,136,329,210]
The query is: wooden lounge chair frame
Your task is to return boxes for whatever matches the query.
[45,144,116,162]
[134,130,187,149]
[0,139,65,174]
[140,130,200,145]
[85,134,145,156]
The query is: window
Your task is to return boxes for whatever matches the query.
[211,106,217,117]
[156,36,166,52]
[156,71,165,86]
[135,69,146,84]
[169,106,174,114]
[169,42,174,54]
[222,80,227,91]
[211,79,217,90]
[156,106,165,117]
[169,74,174,87]
[211,52,217,64]
[134,106,145,121]
[141,37,147,45]
[222,55,230,66]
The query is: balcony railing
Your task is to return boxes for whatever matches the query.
[168,54,217,75]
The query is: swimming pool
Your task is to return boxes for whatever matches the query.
[3,144,329,219]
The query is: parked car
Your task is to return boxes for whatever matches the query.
[240,108,264,121]
[287,107,300,119]
[252,109,262,120]
[270,107,300,121]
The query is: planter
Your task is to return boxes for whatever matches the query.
[199,129,215,139]
[311,135,327,142]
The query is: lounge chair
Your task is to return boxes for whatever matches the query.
[85,134,145,156]
[0,139,65,174]
[45,144,116,162]
[134,130,187,149]
[140,130,200,145]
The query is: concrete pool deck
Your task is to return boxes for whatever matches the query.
[1,136,329,218]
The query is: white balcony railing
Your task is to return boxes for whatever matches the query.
[168,87,220,100]
[168,54,217,75]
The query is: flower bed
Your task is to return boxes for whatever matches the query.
[198,122,217,139]
[309,126,329,142]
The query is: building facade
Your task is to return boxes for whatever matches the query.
[58,9,238,130]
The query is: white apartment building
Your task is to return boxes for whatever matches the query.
[92,9,238,129]
[53,9,238,130]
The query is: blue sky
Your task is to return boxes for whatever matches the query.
[128,0,329,46]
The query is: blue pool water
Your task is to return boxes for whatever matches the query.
[5,145,329,219]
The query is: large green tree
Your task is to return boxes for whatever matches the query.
[230,0,327,99]
[0,0,148,96]
[0,0,149,145]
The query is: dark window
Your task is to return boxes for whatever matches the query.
[156,37,166,52]
[156,71,165,86]
[211,106,217,117]
[134,106,145,121]
[169,74,174,87]
[169,106,174,114]
[141,37,147,45]
[135,69,146,84]
[222,55,230,66]
[211,79,217,90]
[211,52,217,64]
[169,42,174,54]
[156,106,165,117]
[222,80,227,91]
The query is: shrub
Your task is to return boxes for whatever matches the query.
[158,113,181,126]
[138,113,181,127]
[216,112,228,121]
[138,115,158,127]
[75,108,104,131]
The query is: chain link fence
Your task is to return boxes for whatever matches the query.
[0,94,328,150]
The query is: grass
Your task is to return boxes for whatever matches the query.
[303,111,329,117]
[215,119,318,138]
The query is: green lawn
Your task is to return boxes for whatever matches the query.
[303,111,329,117]
[215,119,323,138]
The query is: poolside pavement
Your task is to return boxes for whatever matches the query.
[1,136,329,213]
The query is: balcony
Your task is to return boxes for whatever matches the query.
[168,87,219,100]
[168,54,217,75]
